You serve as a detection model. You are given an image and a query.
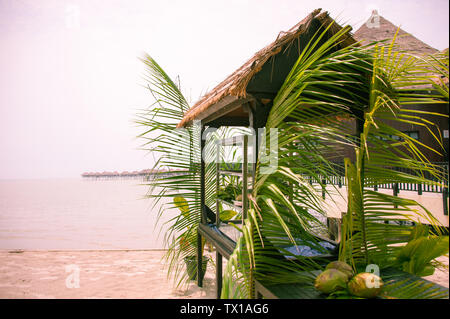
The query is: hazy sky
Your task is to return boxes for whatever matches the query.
[0,0,448,179]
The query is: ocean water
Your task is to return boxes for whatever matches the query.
[0,178,176,250]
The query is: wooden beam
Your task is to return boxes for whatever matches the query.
[196,96,255,125]
[198,223,236,258]
[207,117,249,128]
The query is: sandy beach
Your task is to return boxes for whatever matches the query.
[0,250,216,299]
[0,250,447,299]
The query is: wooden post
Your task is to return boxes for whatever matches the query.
[247,101,257,190]
[444,188,448,216]
[216,251,222,299]
[393,182,399,209]
[443,164,448,216]
[242,135,248,220]
[197,230,203,287]
[198,123,206,287]
[393,183,399,197]
[322,178,326,200]
[216,141,221,227]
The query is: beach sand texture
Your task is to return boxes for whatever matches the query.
[0,250,447,299]
[0,250,216,299]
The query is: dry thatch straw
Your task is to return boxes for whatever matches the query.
[177,8,356,128]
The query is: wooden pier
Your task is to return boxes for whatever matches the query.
[81,169,187,181]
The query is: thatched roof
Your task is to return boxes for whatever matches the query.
[354,10,438,56]
[177,8,355,128]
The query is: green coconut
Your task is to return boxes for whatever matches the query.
[348,272,384,298]
[314,269,349,294]
[325,261,354,280]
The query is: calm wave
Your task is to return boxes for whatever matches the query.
[0,179,175,250]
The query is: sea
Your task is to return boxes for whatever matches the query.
[0,178,176,250]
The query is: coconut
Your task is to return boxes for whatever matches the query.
[348,272,384,298]
[325,261,354,280]
[314,269,349,294]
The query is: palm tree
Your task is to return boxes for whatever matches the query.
[136,54,205,287]
[136,56,247,287]
[221,24,449,299]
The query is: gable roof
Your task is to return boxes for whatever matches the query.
[177,8,356,128]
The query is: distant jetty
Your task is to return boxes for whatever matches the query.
[81,169,187,180]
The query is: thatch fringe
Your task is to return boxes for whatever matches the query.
[177,8,356,128]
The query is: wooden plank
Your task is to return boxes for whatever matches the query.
[198,223,236,259]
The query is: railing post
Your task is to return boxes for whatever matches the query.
[393,183,399,197]
[322,178,326,200]
[393,183,399,209]
[443,187,448,216]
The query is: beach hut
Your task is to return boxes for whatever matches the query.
[176,9,358,298]
[171,8,449,299]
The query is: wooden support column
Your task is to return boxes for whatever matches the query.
[242,135,248,220]
[197,230,203,287]
[216,251,222,299]
[443,163,448,216]
[198,123,206,287]
[200,123,207,224]
[216,140,221,227]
